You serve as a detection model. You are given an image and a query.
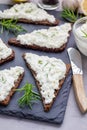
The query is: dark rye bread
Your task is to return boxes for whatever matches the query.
[23,54,71,111]
[8,25,71,52]
[8,38,66,53]
[0,50,15,65]
[2,18,59,26]
[0,72,24,105]
[18,18,59,26]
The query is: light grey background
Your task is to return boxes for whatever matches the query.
[0,0,87,130]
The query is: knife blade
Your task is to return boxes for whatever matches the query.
[67,47,87,113]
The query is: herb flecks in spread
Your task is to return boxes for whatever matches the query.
[0,3,56,23]
[0,38,12,60]
[0,66,24,101]
[17,23,71,49]
[24,53,66,104]
[0,19,27,36]
[16,83,41,109]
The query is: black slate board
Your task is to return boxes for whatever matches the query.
[0,4,75,124]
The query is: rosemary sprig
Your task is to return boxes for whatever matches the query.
[0,19,27,36]
[16,83,41,109]
[61,8,79,23]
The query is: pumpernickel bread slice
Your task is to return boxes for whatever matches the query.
[23,53,71,111]
[8,23,72,53]
[0,38,15,65]
[0,3,59,26]
[0,66,24,105]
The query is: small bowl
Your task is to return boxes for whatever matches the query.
[73,17,87,56]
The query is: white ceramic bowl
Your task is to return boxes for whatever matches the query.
[73,17,87,56]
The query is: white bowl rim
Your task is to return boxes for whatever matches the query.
[73,16,87,41]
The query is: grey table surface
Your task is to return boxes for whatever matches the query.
[0,0,87,130]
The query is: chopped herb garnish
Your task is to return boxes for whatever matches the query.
[38,60,43,64]
[46,73,48,78]
[51,34,56,37]
[14,8,18,12]
[16,83,41,109]
[44,62,48,67]
[81,30,87,38]
[2,77,4,81]
[49,68,51,71]
[0,77,6,83]
[25,9,33,13]
[51,63,55,67]
[36,32,48,38]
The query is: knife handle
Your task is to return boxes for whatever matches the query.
[73,74,87,113]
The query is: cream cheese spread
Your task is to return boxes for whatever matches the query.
[24,53,66,104]
[17,23,71,49]
[76,21,87,37]
[0,38,12,60]
[0,66,24,101]
[74,21,87,56]
[0,3,56,23]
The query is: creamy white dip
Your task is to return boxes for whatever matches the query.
[76,21,87,37]
[0,66,24,101]
[24,53,66,104]
[0,3,56,23]
[74,21,87,56]
[0,38,12,60]
[17,23,71,49]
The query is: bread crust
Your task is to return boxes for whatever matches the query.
[0,72,24,105]
[23,54,71,111]
[8,25,72,53]
[18,18,59,26]
[8,25,71,53]
[0,50,15,65]
[8,38,66,53]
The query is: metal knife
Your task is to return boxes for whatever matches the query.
[67,47,87,113]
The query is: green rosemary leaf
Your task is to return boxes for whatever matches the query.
[0,19,27,36]
[61,8,79,23]
[16,83,41,109]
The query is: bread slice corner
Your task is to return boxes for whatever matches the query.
[0,39,15,65]
[8,23,72,53]
[0,50,15,65]
[0,67,24,105]
[23,53,71,111]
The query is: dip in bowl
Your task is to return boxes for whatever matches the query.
[73,17,87,56]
